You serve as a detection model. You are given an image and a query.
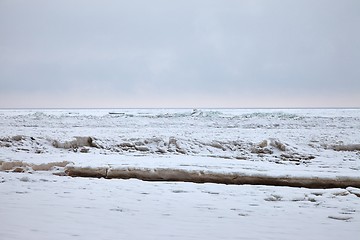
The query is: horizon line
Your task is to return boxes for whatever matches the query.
[1,107,359,110]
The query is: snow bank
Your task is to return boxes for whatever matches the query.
[64,166,360,189]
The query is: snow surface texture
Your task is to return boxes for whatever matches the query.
[0,108,360,239]
[1,172,359,240]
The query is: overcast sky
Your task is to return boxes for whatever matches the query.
[0,0,359,108]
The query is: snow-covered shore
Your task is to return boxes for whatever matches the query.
[1,108,359,239]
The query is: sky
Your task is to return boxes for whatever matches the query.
[0,0,359,108]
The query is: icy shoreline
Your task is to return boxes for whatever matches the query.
[1,109,359,239]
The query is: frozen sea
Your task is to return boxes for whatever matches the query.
[0,108,359,239]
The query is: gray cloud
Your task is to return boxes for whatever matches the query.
[1,0,359,107]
